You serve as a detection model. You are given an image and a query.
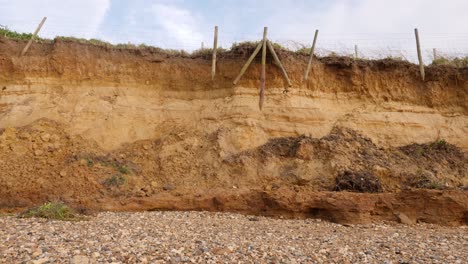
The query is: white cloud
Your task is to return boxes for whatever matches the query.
[262,0,468,60]
[264,0,468,36]
[316,0,468,34]
[150,3,204,48]
[0,0,110,39]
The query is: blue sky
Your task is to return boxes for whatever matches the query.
[1,0,468,59]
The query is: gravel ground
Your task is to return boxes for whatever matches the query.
[1,211,467,263]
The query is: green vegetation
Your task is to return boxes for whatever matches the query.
[404,139,451,157]
[80,155,133,188]
[230,41,287,52]
[103,174,126,187]
[101,161,132,175]
[270,42,286,51]
[409,169,445,190]
[0,26,188,55]
[191,48,213,58]
[414,178,444,190]
[86,158,94,167]
[55,36,112,47]
[0,27,41,41]
[296,47,311,55]
[2,25,465,64]
[20,202,81,221]
[83,155,132,175]
[414,145,425,156]
[432,56,468,67]
[116,165,130,175]
[430,139,448,149]
[54,36,191,56]
[231,41,259,49]
[78,155,134,189]
[425,181,444,190]
[191,47,227,58]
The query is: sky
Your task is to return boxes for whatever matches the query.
[1,0,467,59]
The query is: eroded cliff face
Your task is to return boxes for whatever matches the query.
[0,38,467,151]
[0,38,467,225]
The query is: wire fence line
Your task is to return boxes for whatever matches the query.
[2,19,468,64]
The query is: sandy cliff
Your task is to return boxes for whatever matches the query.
[1,38,466,150]
[0,38,466,225]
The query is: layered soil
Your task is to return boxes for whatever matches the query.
[0,37,467,225]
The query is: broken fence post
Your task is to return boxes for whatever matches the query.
[414,28,425,81]
[303,29,319,81]
[211,26,218,80]
[20,17,47,56]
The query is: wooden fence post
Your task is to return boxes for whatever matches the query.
[259,27,268,109]
[233,42,262,85]
[267,40,291,86]
[20,17,47,56]
[414,28,425,81]
[304,29,319,81]
[433,48,437,60]
[211,26,218,80]
[354,44,358,59]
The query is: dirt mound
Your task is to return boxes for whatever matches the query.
[0,119,466,225]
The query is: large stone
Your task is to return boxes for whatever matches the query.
[71,255,90,264]
[41,133,51,142]
[295,142,314,160]
[32,258,49,264]
[397,212,416,225]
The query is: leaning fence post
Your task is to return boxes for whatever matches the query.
[304,29,319,81]
[414,28,425,81]
[233,42,262,85]
[211,26,218,80]
[20,17,47,56]
[267,40,291,87]
[259,27,268,110]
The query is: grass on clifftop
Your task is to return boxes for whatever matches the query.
[19,202,84,221]
[431,56,468,67]
[0,27,44,41]
[3,26,468,66]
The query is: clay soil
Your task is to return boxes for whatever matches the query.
[0,38,467,225]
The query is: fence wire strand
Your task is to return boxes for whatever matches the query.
[1,20,468,64]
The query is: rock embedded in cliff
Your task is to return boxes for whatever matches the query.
[41,133,50,142]
[163,184,174,191]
